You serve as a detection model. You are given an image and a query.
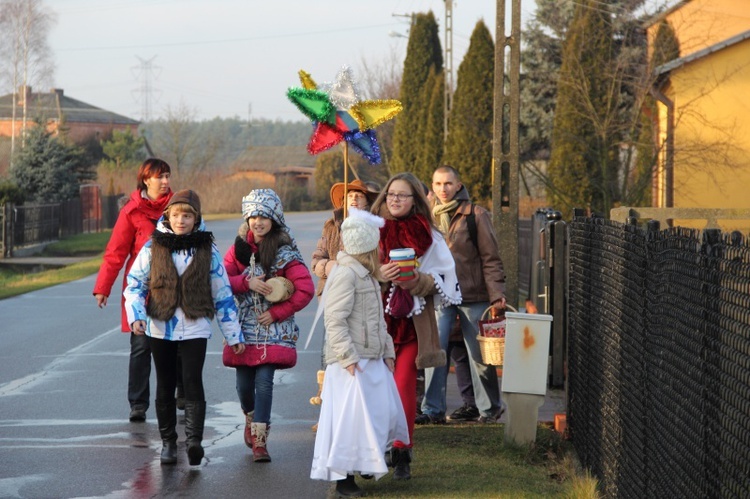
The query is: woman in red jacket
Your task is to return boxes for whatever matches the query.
[93,158,173,422]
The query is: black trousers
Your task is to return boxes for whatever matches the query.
[148,337,207,402]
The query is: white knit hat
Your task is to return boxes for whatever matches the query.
[341,207,384,255]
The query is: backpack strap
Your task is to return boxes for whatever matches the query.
[466,203,478,251]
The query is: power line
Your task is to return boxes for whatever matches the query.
[55,23,400,53]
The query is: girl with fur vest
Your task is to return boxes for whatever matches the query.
[371,173,461,481]
[310,207,408,497]
[124,190,246,466]
[222,189,315,462]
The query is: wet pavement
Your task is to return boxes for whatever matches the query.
[0,211,568,498]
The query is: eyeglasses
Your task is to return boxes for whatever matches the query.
[386,193,414,201]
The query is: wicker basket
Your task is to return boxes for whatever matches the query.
[476,305,515,366]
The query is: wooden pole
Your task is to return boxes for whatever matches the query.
[493,0,521,307]
[343,142,349,219]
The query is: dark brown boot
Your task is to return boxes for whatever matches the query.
[335,474,363,497]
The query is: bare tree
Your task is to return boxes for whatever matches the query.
[357,46,402,100]
[148,99,199,177]
[0,0,56,160]
[356,47,404,173]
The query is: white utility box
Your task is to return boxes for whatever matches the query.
[500,312,553,395]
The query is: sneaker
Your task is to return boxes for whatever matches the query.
[477,407,505,424]
[448,404,480,422]
[129,407,147,422]
[414,413,446,425]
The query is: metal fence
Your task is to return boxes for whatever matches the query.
[567,214,750,497]
[0,186,122,258]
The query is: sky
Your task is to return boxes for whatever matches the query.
[46,0,539,123]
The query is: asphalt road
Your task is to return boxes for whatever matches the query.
[0,210,334,499]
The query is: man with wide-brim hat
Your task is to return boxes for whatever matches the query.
[328,179,380,210]
[313,179,381,296]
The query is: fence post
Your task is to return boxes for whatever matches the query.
[2,203,13,258]
[528,209,550,314]
[549,217,567,388]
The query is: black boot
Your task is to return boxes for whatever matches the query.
[392,447,412,480]
[184,400,206,466]
[335,474,363,497]
[175,354,185,411]
[155,399,177,465]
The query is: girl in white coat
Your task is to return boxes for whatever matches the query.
[310,208,409,497]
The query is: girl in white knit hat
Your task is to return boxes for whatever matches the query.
[310,207,409,497]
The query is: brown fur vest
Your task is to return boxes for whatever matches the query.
[147,230,215,321]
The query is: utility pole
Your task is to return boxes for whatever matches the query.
[132,56,160,122]
[493,0,521,307]
[444,0,453,139]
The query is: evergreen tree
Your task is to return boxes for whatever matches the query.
[101,128,146,171]
[546,0,651,215]
[416,69,444,184]
[630,21,680,207]
[652,20,680,68]
[443,20,495,203]
[548,2,612,213]
[391,11,443,172]
[519,0,573,161]
[11,125,85,202]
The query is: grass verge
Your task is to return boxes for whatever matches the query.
[0,218,237,301]
[350,424,595,498]
[0,257,103,300]
[0,231,109,300]
[40,231,112,256]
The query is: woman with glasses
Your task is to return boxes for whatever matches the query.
[370,173,461,481]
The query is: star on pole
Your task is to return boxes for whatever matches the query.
[287,65,402,164]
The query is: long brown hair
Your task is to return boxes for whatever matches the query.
[255,220,293,272]
[370,172,437,231]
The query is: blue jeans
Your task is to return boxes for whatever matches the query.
[422,302,501,418]
[235,364,276,424]
[128,332,151,410]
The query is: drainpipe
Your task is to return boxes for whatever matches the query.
[650,85,674,208]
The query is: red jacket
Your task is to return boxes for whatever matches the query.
[93,189,173,331]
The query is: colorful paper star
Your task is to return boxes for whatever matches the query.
[287,65,402,164]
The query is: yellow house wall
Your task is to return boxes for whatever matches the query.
[647,0,749,59]
[666,39,750,212]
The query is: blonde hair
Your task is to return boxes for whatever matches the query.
[166,203,198,216]
[350,249,381,280]
[164,203,201,228]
